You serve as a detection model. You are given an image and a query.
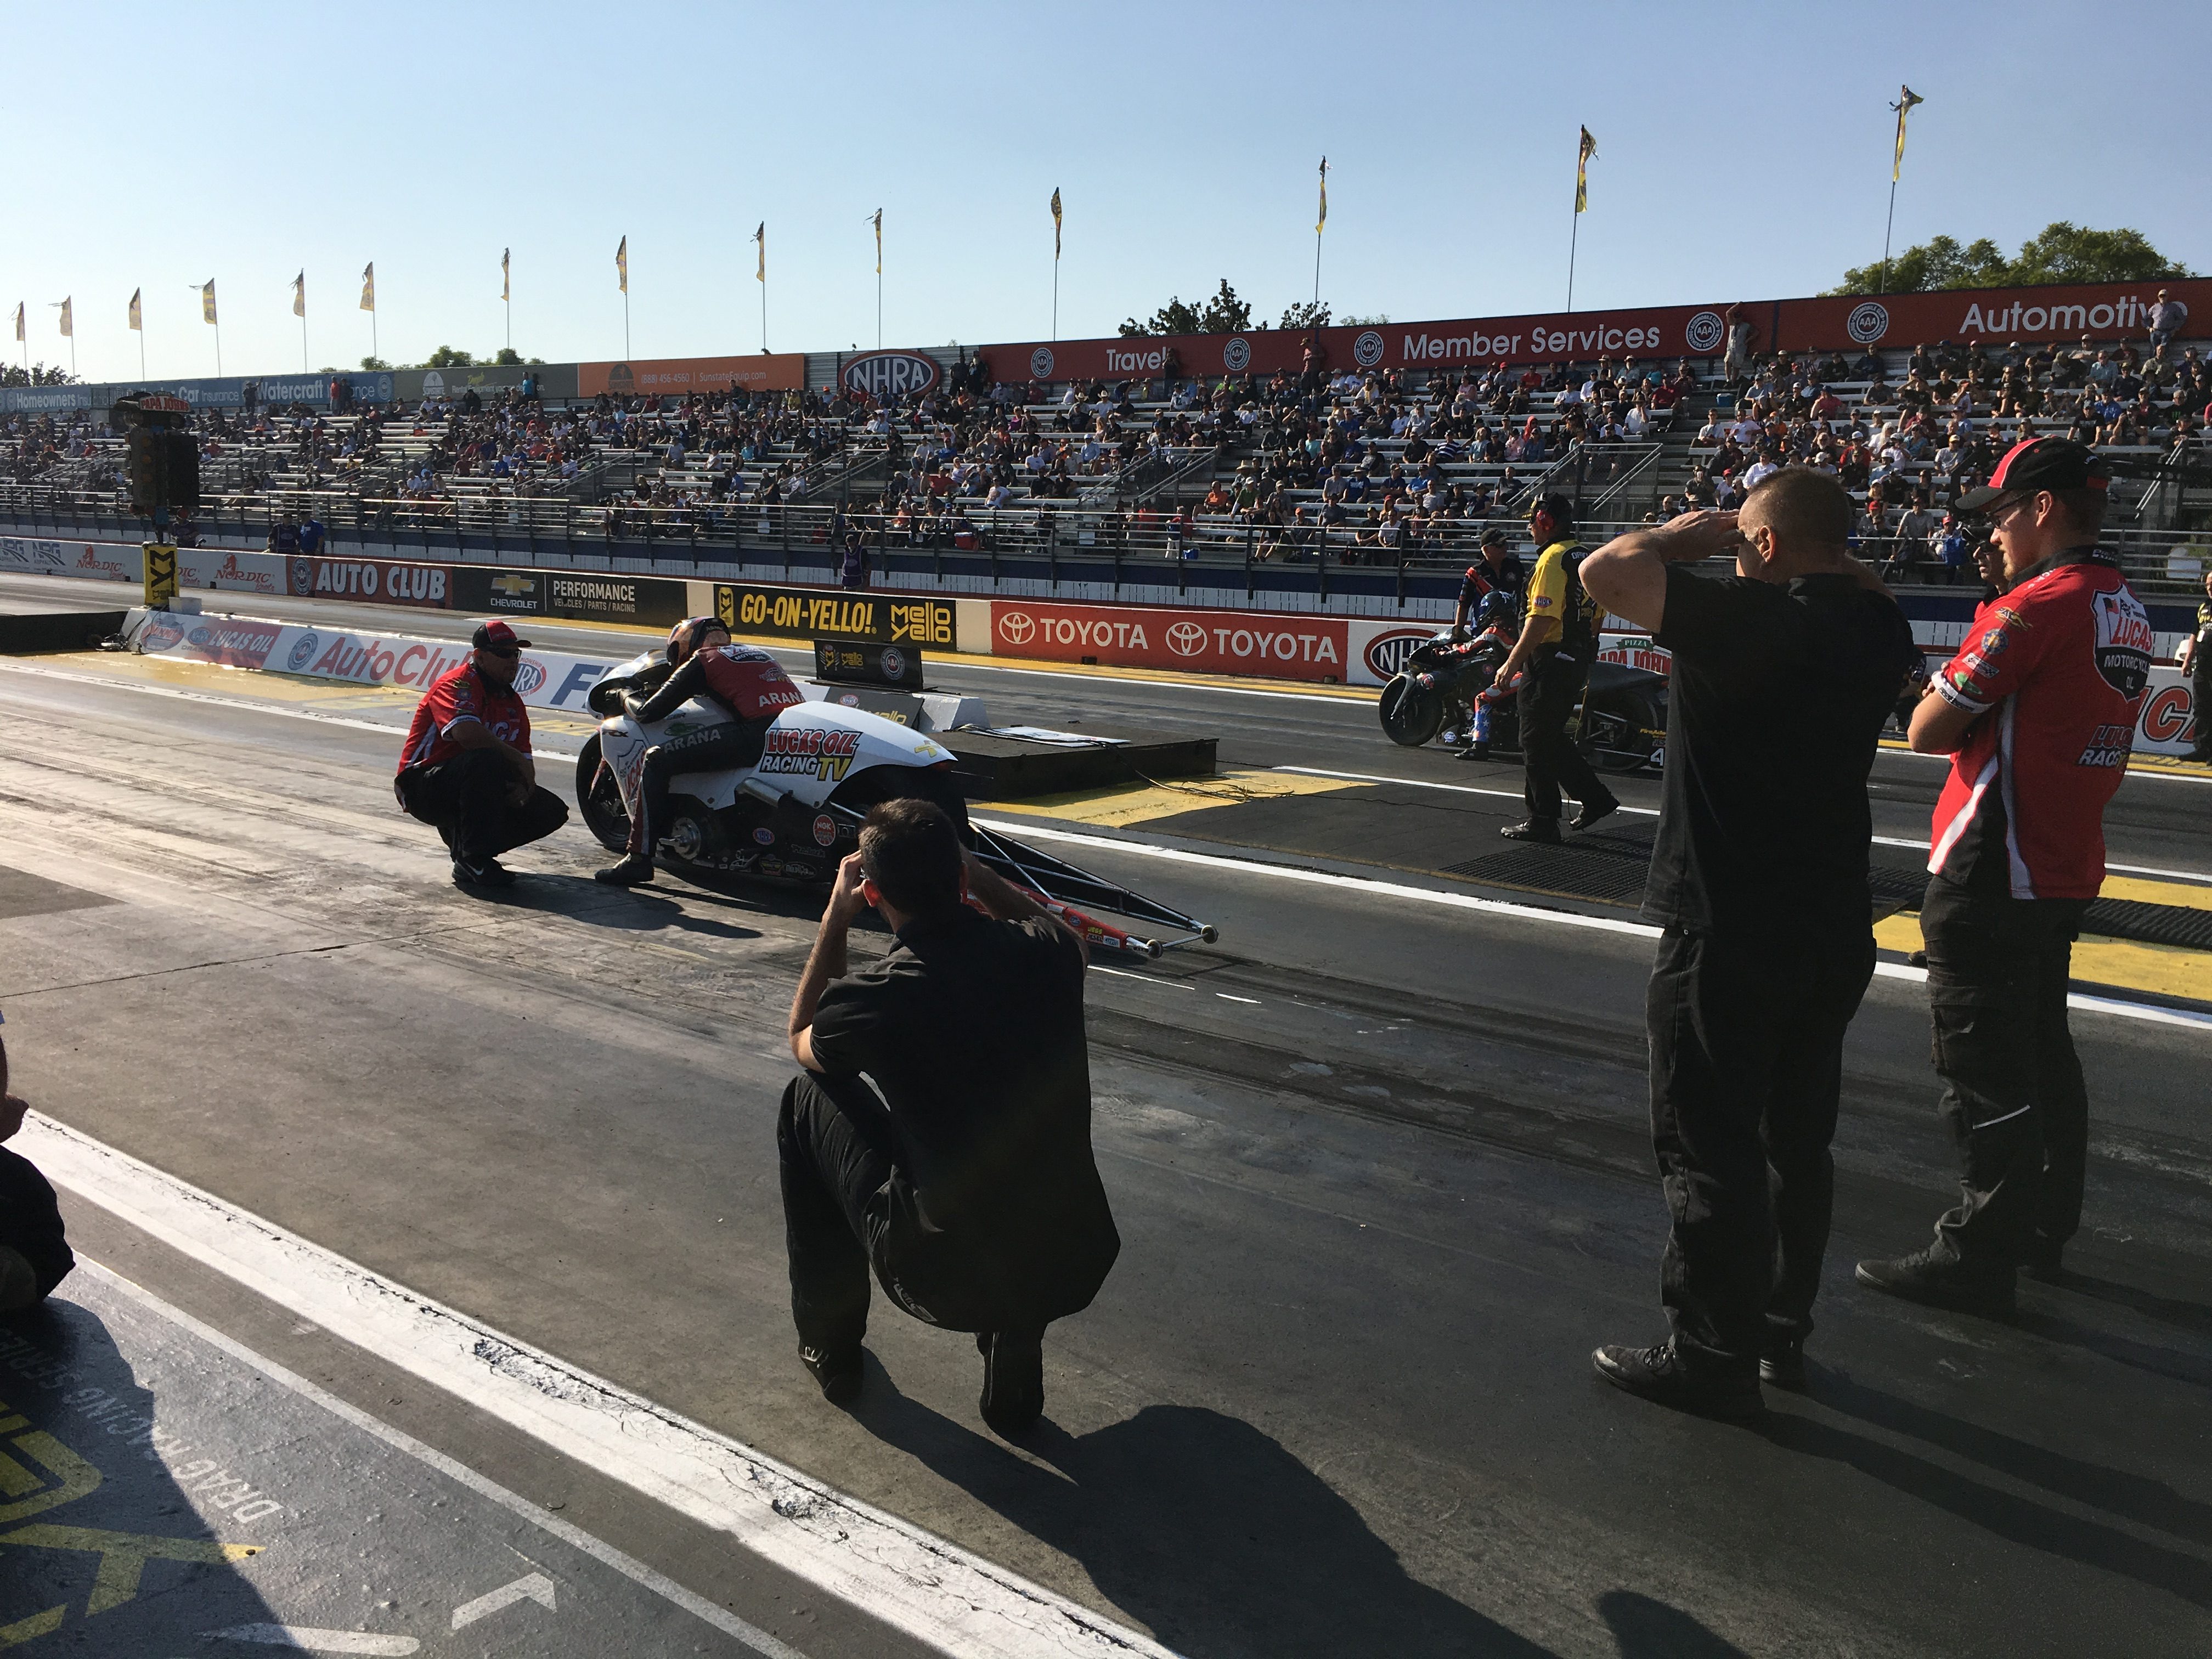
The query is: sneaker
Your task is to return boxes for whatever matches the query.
[2022,1233,2066,1283]
[798,1343,862,1405]
[1759,1334,1809,1392]
[594,852,656,887]
[1591,1340,1763,1420]
[1500,819,1562,845]
[474,858,516,888]
[1570,794,1621,833]
[977,1330,1044,1436]
[1854,1248,2015,1316]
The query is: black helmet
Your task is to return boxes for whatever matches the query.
[666,615,727,665]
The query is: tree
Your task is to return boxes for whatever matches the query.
[1339,313,1390,326]
[422,345,476,368]
[1121,279,1252,337]
[1278,301,1330,331]
[0,363,78,386]
[359,356,393,371]
[1827,222,2192,295]
[490,347,523,366]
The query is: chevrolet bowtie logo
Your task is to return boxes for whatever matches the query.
[492,575,535,596]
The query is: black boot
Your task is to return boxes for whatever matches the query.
[978,1330,1044,1436]
[595,851,656,887]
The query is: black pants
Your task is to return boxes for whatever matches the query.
[2190,661,2212,753]
[1922,875,2090,1272]
[397,747,568,865]
[1648,925,1876,1374]
[628,721,768,856]
[1519,649,1609,820]
[0,1146,73,1301]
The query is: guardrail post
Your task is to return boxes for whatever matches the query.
[1245,521,1256,599]
[1317,532,1329,602]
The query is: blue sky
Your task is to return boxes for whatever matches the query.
[4,1,2205,383]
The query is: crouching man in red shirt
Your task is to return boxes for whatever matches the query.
[395,619,569,889]
[1858,439,2152,1311]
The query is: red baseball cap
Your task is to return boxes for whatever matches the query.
[1954,437,2111,514]
[471,619,533,651]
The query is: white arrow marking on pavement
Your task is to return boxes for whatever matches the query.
[451,1572,558,1630]
[201,1627,420,1655]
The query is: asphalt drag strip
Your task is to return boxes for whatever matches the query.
[4,613,2212,1655]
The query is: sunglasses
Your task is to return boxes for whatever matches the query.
[481,645,521,658]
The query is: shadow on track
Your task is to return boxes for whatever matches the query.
[1594,1590,1751,1657]
[1754,1406,2212,1612]
[851,1374,1558,1658]
[465,873,763,941]
[0,1301,282,1646]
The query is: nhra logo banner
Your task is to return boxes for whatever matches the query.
[839,351,942,401]
[992,600,1348,682]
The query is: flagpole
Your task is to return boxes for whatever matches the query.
[1567,206,1581,313]
[1880,176,1898,296]
[624,291,630,362]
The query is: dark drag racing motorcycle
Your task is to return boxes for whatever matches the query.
[1376,624,1667,774]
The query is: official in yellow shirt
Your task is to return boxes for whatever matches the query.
[1491,493,1620,840]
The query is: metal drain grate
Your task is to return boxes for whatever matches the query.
[2083,898,2212,951]
[1443,845,1652,905]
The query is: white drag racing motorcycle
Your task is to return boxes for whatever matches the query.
[574,649,1216,957]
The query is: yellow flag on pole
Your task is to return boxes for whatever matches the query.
[1576,127,1597,213]
[56,298,71,337]
[1892,86,1924,183]
[292,272,306,318]
[501,249,510,302]
[1316,157,1328,235]
[360,263,375,311]
[754,223,765,283]
[616,235,628,294]
[201,281,218,325]
[128,289,142,331]
[11,302,21,343]
[871,210,882,275]
[1050,188,1062,259]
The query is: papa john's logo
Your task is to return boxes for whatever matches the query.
[1684,310,1726,353]
[1165,620,1207,657]
[1363,627,1436,680]
[998,611,1035,646]
[1029,347,1055,380]
[511,657,546,696]
[1353,330,1386,368]
[1847,301,1891,345]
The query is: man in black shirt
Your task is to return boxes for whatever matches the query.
[1577,469,1915,1418]
[0,1030,75,1312]
[782,800,1118,1434]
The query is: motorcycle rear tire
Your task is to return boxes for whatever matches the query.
[574,732,633,853]
[1379,675,1443,748]
[1579,690,1663,776]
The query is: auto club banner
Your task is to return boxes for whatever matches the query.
[577,354,806,398]
[710,581,956,648]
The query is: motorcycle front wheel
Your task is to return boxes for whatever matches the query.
[574,732,633,852]
[1378,674,1443,747]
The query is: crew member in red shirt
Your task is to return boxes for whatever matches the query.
[395,619,568,888]
[596,617,806,887]
[1858,439,2152,1311]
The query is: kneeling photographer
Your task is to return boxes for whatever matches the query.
[780,800,1119,1435]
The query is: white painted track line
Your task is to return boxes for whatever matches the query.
[20,1116,1177,1659]
[977,818,2212,1033]
[73,1260,803,1658]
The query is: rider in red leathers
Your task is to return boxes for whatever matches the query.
[596,617,806,887]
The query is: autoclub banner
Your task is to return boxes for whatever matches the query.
[577,354,806,398]
[975,277,2212,383]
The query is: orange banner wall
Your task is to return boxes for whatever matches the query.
[577,354,806,397]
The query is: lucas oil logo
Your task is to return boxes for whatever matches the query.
[2091,588,2153,701]
[758,726,862,783]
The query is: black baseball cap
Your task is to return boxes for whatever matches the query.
[1479,526,1510,546]
[1954,437,2111,514]
[472,619,532,651]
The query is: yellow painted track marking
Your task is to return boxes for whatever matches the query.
[981,767,1362,828]
[1876,912,2212,1004]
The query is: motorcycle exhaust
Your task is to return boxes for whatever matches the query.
[739,778,786,809]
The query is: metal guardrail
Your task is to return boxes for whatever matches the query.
[3,482,2204,595]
